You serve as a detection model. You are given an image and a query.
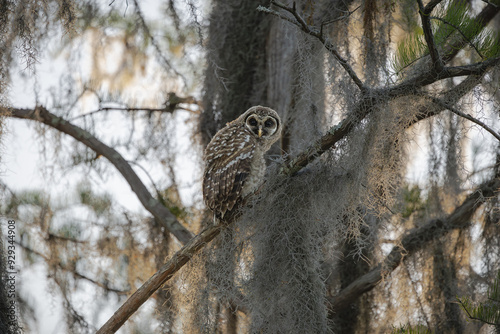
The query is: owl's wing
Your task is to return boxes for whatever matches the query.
[203,128,255,218]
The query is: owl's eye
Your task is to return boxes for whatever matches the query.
[248,118,258,126]
[264,119,274,127]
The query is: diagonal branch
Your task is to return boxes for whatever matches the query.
[258,1,367,92]
[328,176,500,314]
[422,94,500,142]
[280,62,497,177]
[96,222,223,333]
[430,16,485,59]
[6,106,194,245]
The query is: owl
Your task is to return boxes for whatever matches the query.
[203,106,282,221]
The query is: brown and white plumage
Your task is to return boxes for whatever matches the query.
[203,106,282,220]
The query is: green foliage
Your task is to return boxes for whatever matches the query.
[401,184,427,218]
[394,0,500,72]
[157,187,188,220]
[54,222,82,240]
[77,182,111,215]
[391,324,433,334]
[457,270,500,328]
[2,189,48,217]
[395,29,428,72]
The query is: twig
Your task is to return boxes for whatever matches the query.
[442,3,499,63]
[481,0,499,8]
[456,298,500,326]
[6,106,195,245]
[70,93,200,121]
[70,107,171,121]
[70,105,199,121]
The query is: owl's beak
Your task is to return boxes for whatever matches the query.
[258,127,263,137]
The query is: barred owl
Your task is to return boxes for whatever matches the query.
[203,106,282,221]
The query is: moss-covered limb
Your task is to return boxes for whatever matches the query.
[280,60,497,177]
[279,97,370,176]
[387,56,500,98]
[7,107,195,245]
[328,177,500,315]
[266,1,499,178]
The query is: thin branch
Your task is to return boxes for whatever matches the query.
[70,93,200,121]
[6,106,195,245]
[457,298,500,326]
[259,1,367,92]
[328,177,500,314]
[482,0,499,7]
[422,94,500,142]
[131,0,188,88]
[70,107,171,121]
[430,16,485,59]
[320,5,360,27]
[17,241,129,295]
[442,2,500,63]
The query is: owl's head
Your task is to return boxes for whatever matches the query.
[239,106,281,146]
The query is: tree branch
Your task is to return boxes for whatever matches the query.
[417,0,444,71]
[430,16,485,59]
[95,192,251,334]
[328,177,500,314]
[96,222,223,333]
[422,94,500,142]
[258,1,367,92]
[456,298,500,327]
[386,56,500,98]
[6,106,194,245]
[262,0,499,177]
[70,93,200,121]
